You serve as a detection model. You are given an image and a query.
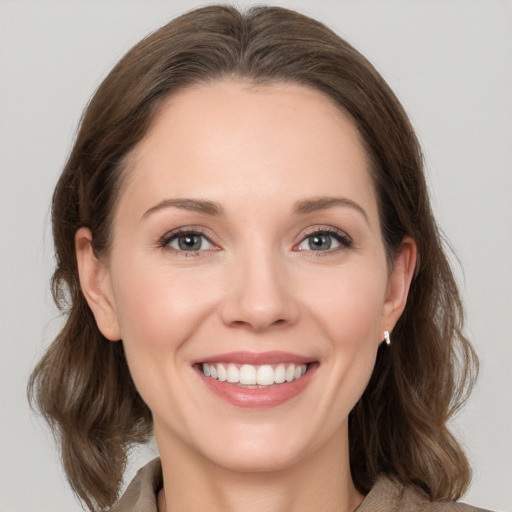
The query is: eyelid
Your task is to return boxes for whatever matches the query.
[157,224,351,255]
[158,226,220,254]
[293,225,352,252]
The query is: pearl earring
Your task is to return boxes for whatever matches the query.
[384,330,391,346]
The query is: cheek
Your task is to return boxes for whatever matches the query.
[306,265,387,406]
[112,261,217,347]
[109,261,222,405]
[109,261,223,425]
[309,265,388,345]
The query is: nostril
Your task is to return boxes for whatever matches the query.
[218,279,299,331]
[227,317,288,332]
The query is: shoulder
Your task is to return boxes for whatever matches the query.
[108,458,162,512]
[357,476,492,512]
[108,461,493,512]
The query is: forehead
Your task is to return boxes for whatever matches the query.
[117,80,377,221]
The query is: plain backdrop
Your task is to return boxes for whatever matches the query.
[1,1,511,511]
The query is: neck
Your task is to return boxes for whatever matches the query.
[155,425,364,512]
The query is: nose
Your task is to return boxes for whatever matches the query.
[219,249,299,332]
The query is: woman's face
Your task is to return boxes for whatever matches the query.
[78,80,414,473]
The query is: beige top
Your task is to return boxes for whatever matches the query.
[108,458,490,512]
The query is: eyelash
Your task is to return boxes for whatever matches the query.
[294,226,352,255]
[158,226,352,257]
[159,227,217,257]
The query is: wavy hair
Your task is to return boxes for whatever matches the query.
[28,5,478,510]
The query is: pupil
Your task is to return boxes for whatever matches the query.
[309,234,331,250]
[179,234,201,251]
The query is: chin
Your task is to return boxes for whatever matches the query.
[208,444,305,474]
[192,421,326,475]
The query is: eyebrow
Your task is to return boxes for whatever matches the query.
[141,195,369,224]
[293,196,370,225]
[141,198,223,219]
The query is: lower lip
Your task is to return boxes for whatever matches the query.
[197,364,317,408]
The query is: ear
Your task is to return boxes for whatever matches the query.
[75,227,121,341]
[380,237,417,335]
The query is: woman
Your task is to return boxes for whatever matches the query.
[29,5,488,512]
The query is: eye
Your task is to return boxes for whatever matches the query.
[295,229,352,252]
[162,230,215,253]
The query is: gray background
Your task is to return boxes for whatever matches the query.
[1,1,511,511]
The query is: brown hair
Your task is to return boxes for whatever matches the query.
[28,5,478,510]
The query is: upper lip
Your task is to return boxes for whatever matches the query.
[193,351,315,365]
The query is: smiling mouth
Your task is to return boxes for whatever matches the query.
[197,362,310,387]
[193,352,317,408]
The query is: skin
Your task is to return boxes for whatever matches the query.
[76,80,416,512]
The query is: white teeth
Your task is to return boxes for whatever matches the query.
[274,364,286,384]
[227,364,239,383]
[239,364,257,385]
[256,365,275,386]
[217,363,227,382]
[201,362,308,385]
